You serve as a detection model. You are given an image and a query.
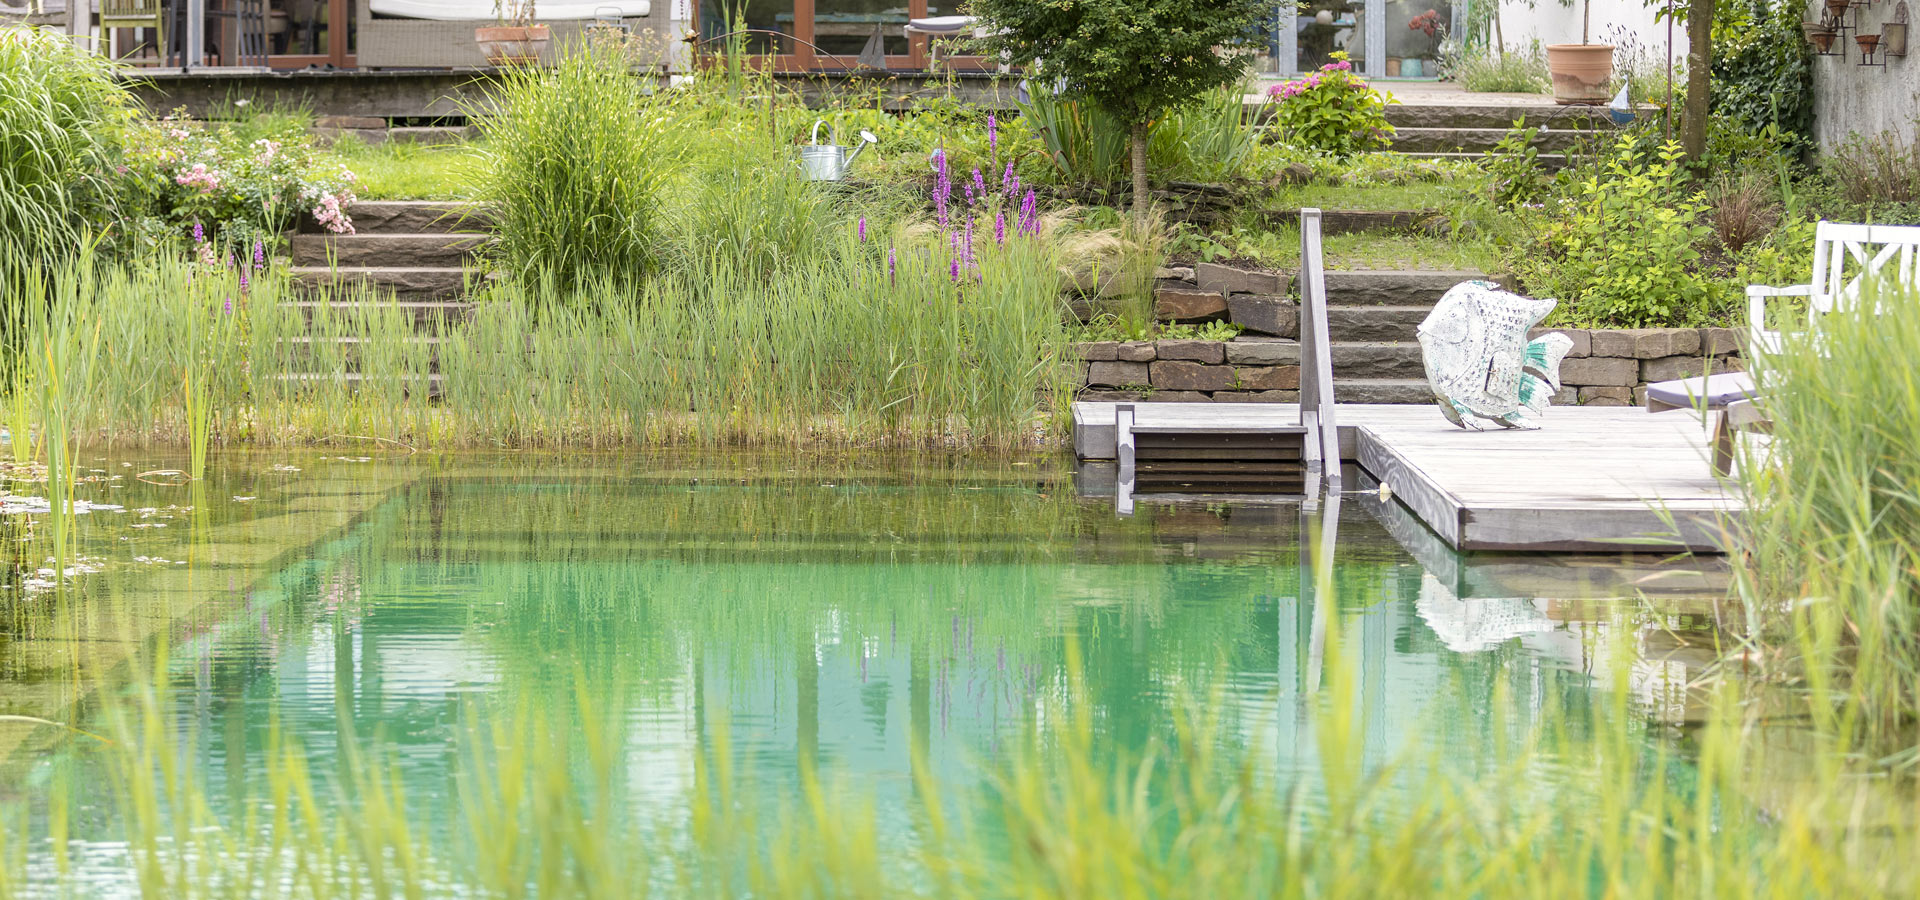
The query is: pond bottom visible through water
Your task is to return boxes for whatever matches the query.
[7,455,1708,892]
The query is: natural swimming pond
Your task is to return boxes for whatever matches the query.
[1,453,1726,892]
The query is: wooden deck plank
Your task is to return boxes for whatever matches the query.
[1073,401,1742,553]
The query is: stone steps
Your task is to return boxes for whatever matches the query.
[1324,270,1484,306]
[1381,104,1610,130]
[1328,305,1430,342]
[1404,150,1572,171]
[1387,126,1591,154]
[291,233,489,268]
[1332,378,1433,404]
[1331,341,1425,379]
[299,200,493,235]
[290,266,475,301]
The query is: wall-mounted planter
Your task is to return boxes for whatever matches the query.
[475,25,551,66]
[1805,22,1839,53]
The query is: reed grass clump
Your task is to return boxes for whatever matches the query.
[1733,281,1920,744]
[467,41,676,288]
[0,28,129,329]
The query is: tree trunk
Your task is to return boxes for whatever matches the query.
[1130,120,1150,226]
[1683,0,1711,163]
[1494,2,1506,57]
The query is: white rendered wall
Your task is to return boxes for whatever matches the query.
[1490,0,1670,55]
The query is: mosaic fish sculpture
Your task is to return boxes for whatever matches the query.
[1416,280,1575,430]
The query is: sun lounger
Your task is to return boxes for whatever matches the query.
[1643,372,1761,475]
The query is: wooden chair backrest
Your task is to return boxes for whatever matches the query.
[1811,221,1920,315]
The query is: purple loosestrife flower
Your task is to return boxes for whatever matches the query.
[1001,162,1015,191]
[192,221,204,244]
[987,112,998,160]
[253,240,265,270]
[934,151,952,227]
[950,258,960,282]
[222,298,233,314]
[858,217,867,242]
[965,180,976,207]
[963,218,974,264]
[995,211,1006,245]
[972,168,986,202]
[238,266,249,293]
[888,247,896,281]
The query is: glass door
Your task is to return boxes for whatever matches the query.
[267,0,354,68]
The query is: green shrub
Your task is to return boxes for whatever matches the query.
[1509,136,1726,327]
[0,27,130,311]
[1455,46,1549,94]
[1263,52,1395,157]
[1711,0,1813,154]
[467,42,676,288]
[118,110,358,253]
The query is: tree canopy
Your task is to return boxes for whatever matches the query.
[970,0,1268,126]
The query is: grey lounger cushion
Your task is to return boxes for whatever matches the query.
[1644,372,1758,410]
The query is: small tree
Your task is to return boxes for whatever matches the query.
[970,0,1269,221]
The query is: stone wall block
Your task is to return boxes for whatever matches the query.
[1701,327,1746,356]
[1079,389,1148,402]
[1154,288,1228,321]
[1115,341,1157,362]
[1578,386,1633,406]
[1587,330,1634,358]
[1144,390,1212,402]
[1073,341,1118,361]
[1559,357,1639,386]
[1225,338,1301,365]
[1551,385,1579,406]
[1154,340,1226,363]
[1531,327,1590,358]
[1640,355,1737,383]
[1235,366,1301,390]
[1226,294,1300,337]
[1064,360,1089,386]
[1196,262,1284,295]
[1150,360,1237,391]
[1087,360,1150,387]
[1213,390,1300,402]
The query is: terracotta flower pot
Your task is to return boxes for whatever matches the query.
[1804,22,1837,53]
[475,24,551,66]
[1856,32,1881,55]
[1823,0,1851,19]
[1545,43,1614,106]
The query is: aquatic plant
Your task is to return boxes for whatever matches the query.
[1732,280,1920,746]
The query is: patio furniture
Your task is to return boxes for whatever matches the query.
[99,0,164,60]
[1649,220,1919,474]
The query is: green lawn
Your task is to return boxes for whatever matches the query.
[333,137,484,201]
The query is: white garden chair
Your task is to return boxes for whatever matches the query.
[1649,221,1920,475]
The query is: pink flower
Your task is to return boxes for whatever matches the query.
[175,163,220,193]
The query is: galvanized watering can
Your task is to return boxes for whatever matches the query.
[798,120,878,182]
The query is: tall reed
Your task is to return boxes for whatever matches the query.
[1732,280,1920,746]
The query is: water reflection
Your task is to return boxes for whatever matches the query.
[2,456,1732,868]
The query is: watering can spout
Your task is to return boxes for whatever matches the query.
[842,129,879,166]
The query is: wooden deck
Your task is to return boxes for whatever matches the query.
[1073,402,1742,553]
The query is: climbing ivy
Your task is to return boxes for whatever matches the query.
[1710,0,1814,155]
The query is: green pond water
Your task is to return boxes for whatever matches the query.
[1,453,1717,890]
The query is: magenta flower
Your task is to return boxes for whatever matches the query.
[252,240,265,270]
[963,218,974,263]
[987,112,998,160]
[222,298,233,314]
[1001,162,1015,191]
[192,221,204,244]
[949,258,960,282]
[858,216,867,243]
[994,211,1005,245]
[238,266,249,292]
[971,167,986,202]
[888,246,896,281]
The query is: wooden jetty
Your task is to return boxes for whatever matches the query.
[1073,401,1741,553]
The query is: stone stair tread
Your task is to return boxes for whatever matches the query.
[300,200,493,235]
[1332,378,1432,404]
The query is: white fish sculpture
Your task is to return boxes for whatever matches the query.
[1416,280,1574,430]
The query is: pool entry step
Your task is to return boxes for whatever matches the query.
[1114,209,1341,514]
[1123,427,1309,495]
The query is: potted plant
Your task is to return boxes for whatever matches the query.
[1544,0,1613,104]
[476,0,549,66]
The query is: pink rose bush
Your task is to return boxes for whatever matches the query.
[120,108,359,255]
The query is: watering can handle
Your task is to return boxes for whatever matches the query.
[810,119,827,145]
